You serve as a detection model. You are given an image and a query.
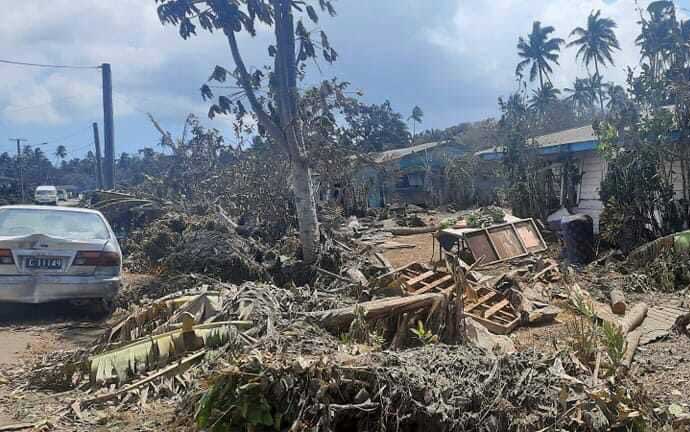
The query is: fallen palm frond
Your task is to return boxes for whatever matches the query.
[106,291,222,344]
[90,319,248,385]
[81,350,207,409]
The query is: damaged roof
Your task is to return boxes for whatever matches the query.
[476,125,598,160]
[371,140,454,164]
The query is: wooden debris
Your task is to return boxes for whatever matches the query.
[386,225,439,236]
[609,289,626,315]
[373,252,393,272]
[620,303,648,335]
[463,287,520,334]
[307,293,446,331]
[0,421,51,432]
[621,330,641,369]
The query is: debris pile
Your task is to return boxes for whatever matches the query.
[7,202,690,431]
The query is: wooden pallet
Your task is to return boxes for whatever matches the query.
[377,262,456,295]
[463,287,520,334]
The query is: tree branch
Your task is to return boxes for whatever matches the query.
[225,29,287,150]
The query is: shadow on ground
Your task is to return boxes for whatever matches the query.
[0,302,108,347]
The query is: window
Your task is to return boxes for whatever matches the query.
[0,209,109,240]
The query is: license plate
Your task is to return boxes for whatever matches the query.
[25,257,62,269]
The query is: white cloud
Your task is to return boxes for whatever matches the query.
[426,0,671,94]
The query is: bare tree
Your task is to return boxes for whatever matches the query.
[156,0,338,263]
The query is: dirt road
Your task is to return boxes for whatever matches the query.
[0,273,177,430]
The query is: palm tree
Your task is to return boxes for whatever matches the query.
[408,105,424,143]
[529,83,561,115]
[636,1,676,83]
[605,83,627,113]
[564,77,596,116]
[568,10,620,111]
[54,145,67,165]
[516,21,565,90]
[586,73,606,110]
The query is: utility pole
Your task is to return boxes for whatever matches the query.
[92,122,104,190]
[9,138,27,202]
[101,63,114,189]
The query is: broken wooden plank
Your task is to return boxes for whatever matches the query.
[484,299,510,319]
[404,271,436,288]
[412,275,453,295]
[307,293,445,331]
[465,291,497,313]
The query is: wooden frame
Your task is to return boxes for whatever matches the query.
[443,219,547,266]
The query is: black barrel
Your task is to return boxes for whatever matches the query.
[561,214,594,265]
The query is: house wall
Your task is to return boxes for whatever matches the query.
[574,151,606,232]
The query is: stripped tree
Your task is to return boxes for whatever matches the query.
[155,0,338,263]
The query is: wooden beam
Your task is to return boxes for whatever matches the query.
[484,299,509,319]
[404,271,435,288]
[412,275,453,295]
[465,291,496,313]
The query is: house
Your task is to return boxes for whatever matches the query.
[477,124,687,232]
[356,140,466,208]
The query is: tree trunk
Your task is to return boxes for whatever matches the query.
[273,0,320,263]
[594,58,604,112]
[292,156,320,263]
[538,67,544,91]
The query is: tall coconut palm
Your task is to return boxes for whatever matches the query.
[636,1,676,82]
[564,77,596,116]
[54,145,67,165]
[586,73,606,110]
[516,21,565,90]
[408,105,424,142]
[568,10,620,110]
[528,83,561,115]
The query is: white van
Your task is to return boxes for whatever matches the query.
[34,185,59,205]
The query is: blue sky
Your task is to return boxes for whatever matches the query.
[0,0,688,159]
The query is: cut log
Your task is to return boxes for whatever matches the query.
[308,293,445,331]
[621,329,641,369]
[386,225,440,236]
[609,289,626,315]
[620,303,648,335]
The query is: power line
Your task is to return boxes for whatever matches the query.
[2,95,82,113]
[0,59,100,70]
[36,125,93,147]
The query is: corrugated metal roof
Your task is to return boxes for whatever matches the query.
[371,140,451,164]
[476,124,597,157]
[532,125,596,147]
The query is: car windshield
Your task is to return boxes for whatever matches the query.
[0,209,109,240]
[36,190,55,196]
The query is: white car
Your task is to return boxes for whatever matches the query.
[34,185,59,205]
[0,205,121,314]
